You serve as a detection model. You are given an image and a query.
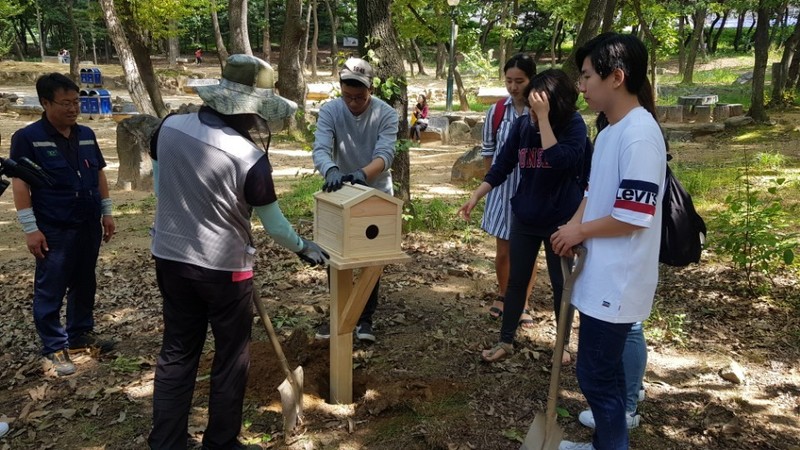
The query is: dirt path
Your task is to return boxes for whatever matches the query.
[0,70,798,450]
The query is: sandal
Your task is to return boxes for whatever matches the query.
[488,295,504,319]
[481,342,514,363]
[519,309,535,329]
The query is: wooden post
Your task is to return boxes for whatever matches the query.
[714,104,731,121]
[695,105,712,123]
[666,105,684,123]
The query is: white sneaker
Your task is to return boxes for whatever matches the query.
[0,421,8,438]
[578,409,640,429]
[559,441,595,450]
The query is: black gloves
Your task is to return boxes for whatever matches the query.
[296,238,329,266]
[343,169,368,186]
[323,167,344,192]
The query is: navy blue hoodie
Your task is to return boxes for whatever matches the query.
[483,111,592,233]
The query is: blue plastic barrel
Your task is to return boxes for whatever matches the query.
[80,68,92,85]
[92,89,112,115]
[91,68,102,86]
[79,90,90,114]
[87,90,100,115]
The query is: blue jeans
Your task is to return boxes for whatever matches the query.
[576,312,633,450]
[623,322,647,413]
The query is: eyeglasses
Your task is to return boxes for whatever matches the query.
[51,100,81,109]
[342,94,369,104]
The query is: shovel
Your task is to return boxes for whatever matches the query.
[521,246,586,450]
[252,292,304,432]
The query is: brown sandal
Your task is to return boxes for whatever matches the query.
[481,342,514,363]
[488,295,504,319]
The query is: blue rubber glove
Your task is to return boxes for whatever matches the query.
[323,167,344,192]
[343,168,368,186]
[296,238,329,266]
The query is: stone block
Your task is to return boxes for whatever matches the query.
[450,146,485,183]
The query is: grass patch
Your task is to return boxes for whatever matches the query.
[368,391,471,445]
[114,195,156,216]
[279,174,323,222]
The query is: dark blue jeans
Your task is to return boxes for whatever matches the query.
[576,312,633,450]
[33,221,101,355]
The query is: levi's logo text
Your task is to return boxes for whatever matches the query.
[614,180,659,216]
[517,147,551,169]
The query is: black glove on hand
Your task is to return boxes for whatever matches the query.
[296,238,329,266]
[323,167,344,192]
[343,169,368,186]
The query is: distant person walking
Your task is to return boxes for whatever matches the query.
[194,48,203,65]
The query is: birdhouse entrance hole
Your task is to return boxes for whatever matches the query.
[365,225,379,239]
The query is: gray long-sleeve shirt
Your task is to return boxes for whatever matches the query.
[312,96,398,194]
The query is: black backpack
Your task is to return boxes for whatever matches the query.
[659,159,707,266]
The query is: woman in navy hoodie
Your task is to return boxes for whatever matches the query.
[459,69,592,363]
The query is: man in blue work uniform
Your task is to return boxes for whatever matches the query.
[11,73,116,377]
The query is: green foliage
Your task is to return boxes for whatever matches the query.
[403,194,482,234]
[646,302,688,347]
[712,171,798,294]
[279,174,323,222]
[110,355,143,373]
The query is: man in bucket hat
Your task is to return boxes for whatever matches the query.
[312,57,398,343]
[148,54,328,450]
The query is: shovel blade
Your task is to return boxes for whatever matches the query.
[277,366,304,431]
[520,413,563,450]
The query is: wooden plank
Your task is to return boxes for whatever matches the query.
[339,265,383,332]
[327,252,411,270]
[350,197,398,218]
[330,267,354,404]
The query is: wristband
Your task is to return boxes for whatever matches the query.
[101,198,113,216]
[17,208,39,234]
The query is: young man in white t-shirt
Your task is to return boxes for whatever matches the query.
[551,33,667,450]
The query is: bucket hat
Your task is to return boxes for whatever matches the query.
[340,57,374,88]
[196,54,297,121]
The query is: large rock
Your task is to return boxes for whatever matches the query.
[116,114,161,191]
[449,120,472,143]
[471,120,485,141]
[451,145,485,183]
[724,115,754,129]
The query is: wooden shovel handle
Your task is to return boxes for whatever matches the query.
[252,291,299,385]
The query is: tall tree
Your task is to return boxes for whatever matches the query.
[211,0,229,67]
[357,0,410,203]
[66,0,79,80]
[310,0,319,77]
[681,5,707,84]
[602,0,617,32]
[262,0,271,62]
[276,0,306,130]
[749,1,773,122]
[98,0,157,116]
[229,0,252,54]
[562,0,607,80]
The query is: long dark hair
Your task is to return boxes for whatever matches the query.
[503,53,537,78]
[575,33,657,133]
[523,69,578,129]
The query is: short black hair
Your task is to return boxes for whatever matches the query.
[341,78,370,89]
[575,32,648,96]
[524,69,578,128]
[503,53,537,79]
[36,73,79,103]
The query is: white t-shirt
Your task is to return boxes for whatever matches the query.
[571,107,667,323]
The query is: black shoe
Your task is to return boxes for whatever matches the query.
[315,323,331,340]
[43,349,76,376]
[69,331,116,353]
[355,323,376,343]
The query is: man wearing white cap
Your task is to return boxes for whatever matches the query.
[312,57,399,343]
[147,54,328,450]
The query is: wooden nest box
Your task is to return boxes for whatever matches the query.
[314,184,408,268]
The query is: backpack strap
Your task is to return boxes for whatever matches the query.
[491,98,507,141]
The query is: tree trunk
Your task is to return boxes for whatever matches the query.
[276,0,306,130]
[229,0,253,55]
[497,0,509,80]
[787,44,800,89]
[357,0,410,203]
[504,0,519,61]
[602,0,617,33]
[411,38,426,75]
[780,8,800,89]
[211,0,230,67]
[167,21,179,66]
[550,18,562,67]
[324,0,339,76]
[711,10,729,53]
[436,43,446,79]
[35,1,45,60]
[310,0,319,77]
[681,6,707,85]
[454,67,469,112]
[263,0,271,62]
[749,2,772,122]
[734,9,746,51]
[677,15,686,74]
[67,0,80,81]
[563,0,606,80]
[98,0,158,117]
[303,0,312,70]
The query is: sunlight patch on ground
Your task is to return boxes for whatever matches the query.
[413,185,467,199]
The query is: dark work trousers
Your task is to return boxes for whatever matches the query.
[327,267,379,327]
[500,216,566,345]
[33,221,101,355]
[148,261,253,450]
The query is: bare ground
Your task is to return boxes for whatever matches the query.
[0,61,799,450]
